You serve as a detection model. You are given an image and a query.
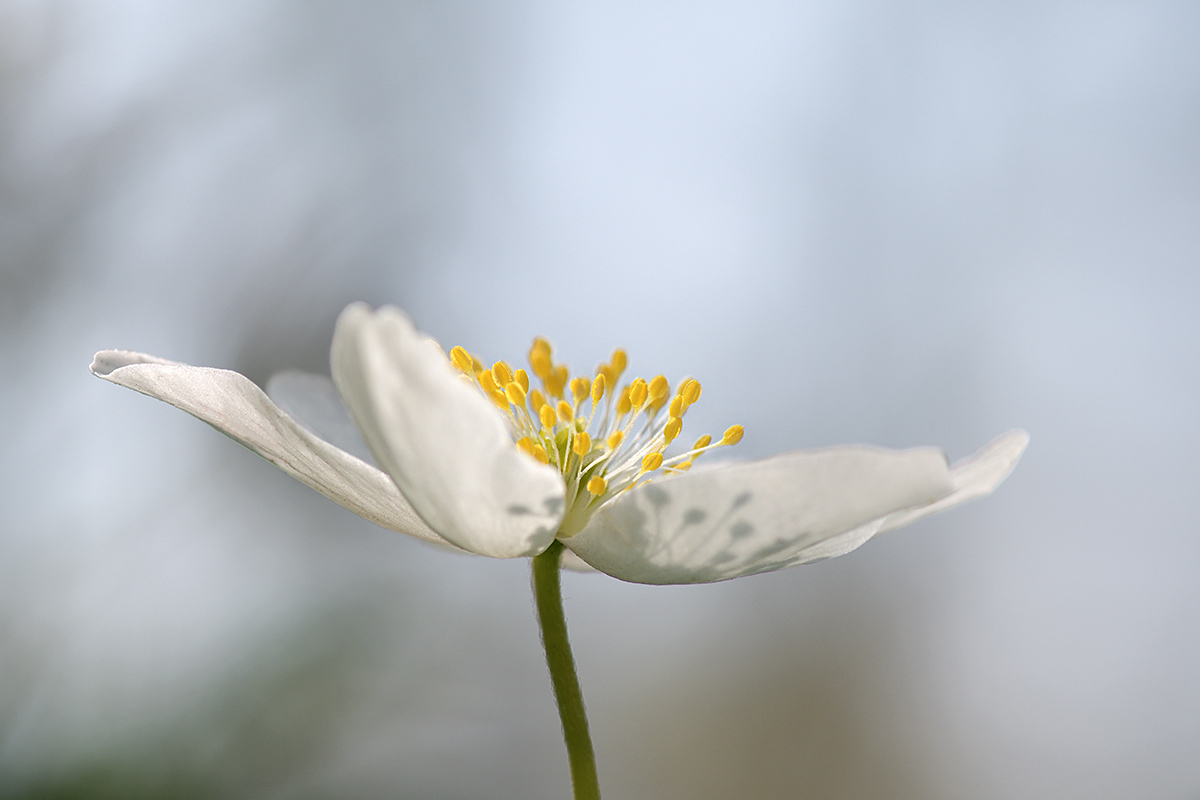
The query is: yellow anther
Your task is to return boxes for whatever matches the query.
[546,365,568,398]
[669,395,685,418]
[616,386,632,415]
[649,374,669,401]
[479,370,500,393]
[492,361,513,387]
[530,351,553,379]
[533,444,549,464]
[450,346,474,373]
[606,430,625,450]
[663,417,682,443]
[570,376,590,403]
[530,336,552,359]
[529,388,547,411]
[489,390,509,410]
[629,378,648,409]
[586,475,608,496]
[516,436,536,456]
[641,452,664,472]
[471,355,484,373]
[721,424,744,445]
[591,374,606,404]
[539,404,557,429]
[557,400,573,422]
[504,382,526,406]
[610,348,627,375]
[514,368,529,393]
[573,431,592,456]
[683,379,702,405]
[675,460,693,472]
[693,434,712,450]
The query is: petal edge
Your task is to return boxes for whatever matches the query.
[330,305,565,558]
[91,350,452,547]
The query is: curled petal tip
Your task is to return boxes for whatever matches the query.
[958,428,1030,490]
[90,350,176,378]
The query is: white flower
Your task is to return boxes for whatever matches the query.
[91,304,1027,584]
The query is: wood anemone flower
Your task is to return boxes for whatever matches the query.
[91,303,1027,585]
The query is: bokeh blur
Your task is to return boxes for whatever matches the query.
[1,1,1197,798]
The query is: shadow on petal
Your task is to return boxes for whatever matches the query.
[564,445,959,584]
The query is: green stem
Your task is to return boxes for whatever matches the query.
[532,540,601,800]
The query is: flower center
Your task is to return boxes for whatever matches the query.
[449,338,743,538]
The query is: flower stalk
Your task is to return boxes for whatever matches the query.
[533,540,601,800]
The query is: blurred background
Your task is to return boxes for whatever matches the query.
[1,1,1197,798]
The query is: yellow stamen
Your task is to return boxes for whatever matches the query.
[529,388,547,411]
[539,404,557,429]
[514,368,529,393]
[610,348,627,376]
[722,424,744,445]
[492,361,513,387]
[591,374,606,404]
[606,430,624,450]
[649,375,669,402]
[641,452,663,472]
[530,351,553,380]
[546,365,568,398]
[573,431,592,456]
[587,475,608,496]
[450,346,474,373]
[570,376,590,403]
[683,379,702,405]
[504,382,526,407]
[663,417,682,443]
[629,378,648,409]
[669,395,685,418]
[516,437,536,456]
[557,400,573,422]
[533,444,549,464]
[693,434,712,449]
[616,386,632,415]
[597,364,616,389]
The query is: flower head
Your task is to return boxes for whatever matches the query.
[444,333,741,540]
[91,304,1027,584]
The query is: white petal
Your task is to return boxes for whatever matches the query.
[330,304,565,558]
[267,370,376,465]
[564,444,959,585]
[559,547,597,573]
[777,430,1031,565]
[90,350,453,547]
[873,429,1029,535]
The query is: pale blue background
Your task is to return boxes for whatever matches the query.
[1,2,1197,797]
